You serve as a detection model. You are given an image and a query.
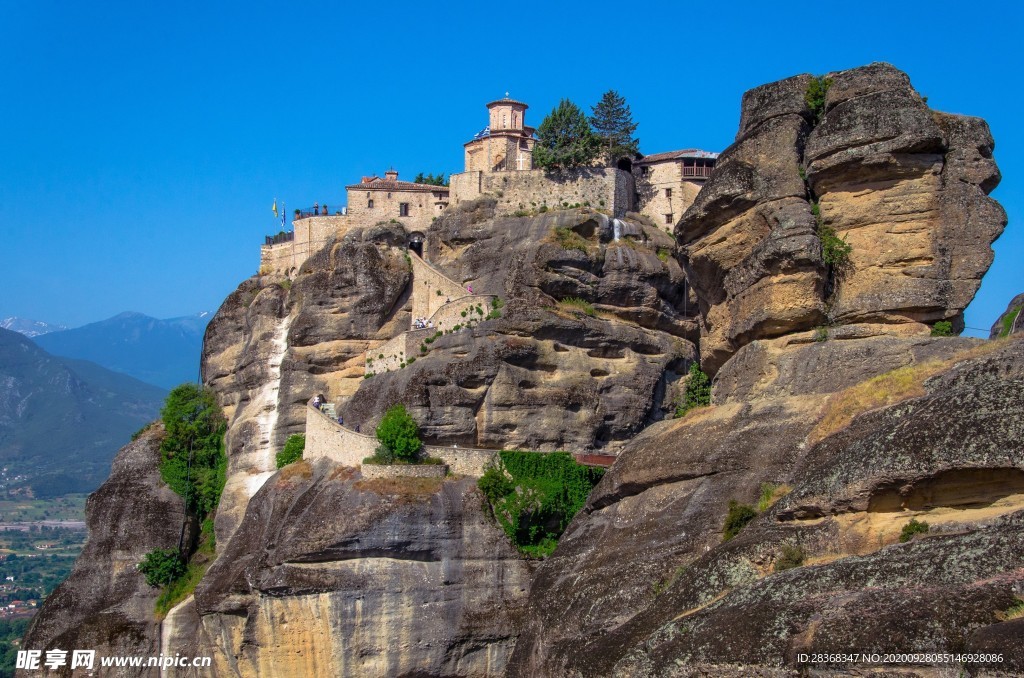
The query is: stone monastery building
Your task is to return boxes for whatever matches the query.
[260,96,717,276]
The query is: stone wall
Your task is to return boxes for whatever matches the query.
[305,405,497,476]
[410,255,471,319]
[427,294,496,331]
[635,162,704,228]
[259,215,350,276]
[366,328,433,374]
[344,187,447,233]
[449,167,635,218]
[305,404,378,467]
[361,463,448,480]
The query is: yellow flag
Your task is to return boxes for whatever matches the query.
[272,199,278,217]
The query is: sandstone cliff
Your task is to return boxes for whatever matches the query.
[990,292,1023,338]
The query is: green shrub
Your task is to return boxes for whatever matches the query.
[138,548,186,587]
[491,297,504,309]
[656,247,672,262]
[814,326,829,342]
[1000,307,1020,338]
[485,309,502,320]
[558,297,596,317]
[723,500,757,541]
[275,434,305,468]
[159,384,227,516]
[899,517,930,543]
[375,404,421,462]
[461,310,468,317]
[478,451,604,557]
[818,224,851,266]
[774,544,805,572]
[538,205,548,213]
[930,321,954,337]
[675,362,711,418]
[406,357,415,365]
[805,75,833,123]
[757,482,790,512]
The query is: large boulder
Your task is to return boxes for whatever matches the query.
[677,63,1006,373]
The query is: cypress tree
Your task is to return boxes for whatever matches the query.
[590,90,639,165]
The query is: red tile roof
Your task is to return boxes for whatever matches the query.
[346,176,450,193]
[636,149,719,164]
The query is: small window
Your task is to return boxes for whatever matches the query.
[399,203,410,217]
[387,192,392,199]
[664,214,673,224]
[368,199,374,208]
[665,188,672,198]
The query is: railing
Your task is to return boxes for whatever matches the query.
[681,165,714,179]
[264,231,294,246]
[294,205,348,219]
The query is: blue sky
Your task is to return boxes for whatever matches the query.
[1,1,1021,335]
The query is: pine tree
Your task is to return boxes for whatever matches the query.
[590,90,639,165]
[533,99,599,170]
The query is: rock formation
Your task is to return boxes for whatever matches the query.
[26,62,1018,677]
[990,292,1024,338]
[22,424,192,676]
[679,62,1006,373]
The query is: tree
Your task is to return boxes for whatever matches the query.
[414,172,448,186]
[590,90,639,165]
[533,99,599,170]
[159,384,227,516]
[138,548,186,587]
[375,404,422,462]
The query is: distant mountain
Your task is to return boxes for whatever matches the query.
[0,317,68,338]
[34,311,211,389]
[0,327,167,497]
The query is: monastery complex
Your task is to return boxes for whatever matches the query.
[260,96,717,276]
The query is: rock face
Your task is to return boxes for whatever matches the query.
[678,63,1006,373]
[990,292,1024,338]
[201,224,412,544]
[344,203,696,451]
[508,339,1024,676]
[23,425,191,676]
[175,460,533,676]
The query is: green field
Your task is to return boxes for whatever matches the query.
[0,495,87,523]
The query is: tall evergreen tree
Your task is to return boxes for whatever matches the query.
[590,90,640,165]
[533,99,599,170]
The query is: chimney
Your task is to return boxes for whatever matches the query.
[384,169,399,182]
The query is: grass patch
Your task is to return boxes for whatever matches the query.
[756,482,791,512]
[551,227,591,254]
[1001,307,1021,338]
[478,451,604,558]
[999,598,1024,621]
[656,247,672,262]
[774,544,805,572]
[557,297,596,317]
[278,459,313,482]
[808,341,1007,446]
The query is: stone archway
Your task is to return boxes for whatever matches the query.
[408,231,425,258]
[616,157,633,173]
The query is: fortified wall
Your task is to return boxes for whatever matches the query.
[449,167,634,218]
[260,215,349,276]
[305,404,498,476]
